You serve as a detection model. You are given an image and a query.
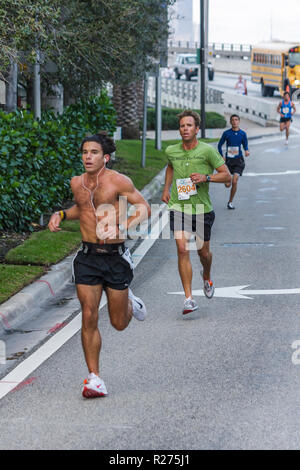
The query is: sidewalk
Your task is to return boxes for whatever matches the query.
[146,115,280,140]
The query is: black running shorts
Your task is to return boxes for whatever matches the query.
[280,117,292,123]
[73,242,133,290]
[169,210,215,241]
[225,156,245,176]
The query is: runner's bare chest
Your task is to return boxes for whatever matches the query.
[73,173,120,213]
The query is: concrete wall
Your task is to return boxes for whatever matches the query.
[223,91,278,126]
[0,81,5,105]
[213,58,251,76]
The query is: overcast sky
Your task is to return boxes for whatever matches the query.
[193,0,300,44]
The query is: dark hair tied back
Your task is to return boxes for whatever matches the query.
[80,131,116,155]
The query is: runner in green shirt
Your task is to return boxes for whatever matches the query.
[161,110,230,315]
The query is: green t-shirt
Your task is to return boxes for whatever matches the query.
[166,141,224,214]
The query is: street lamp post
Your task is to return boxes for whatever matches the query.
[200,0,206,139]
[33,49,41,120]
[141,73,149,168]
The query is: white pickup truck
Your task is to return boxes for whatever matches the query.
[174,54,214,81]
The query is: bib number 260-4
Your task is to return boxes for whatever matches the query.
[176,178,197,200]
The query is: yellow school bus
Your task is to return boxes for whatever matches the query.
[251,42,300,97]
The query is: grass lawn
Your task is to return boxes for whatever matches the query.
[0,264,44,304]
[5,221,82,266]
[114,139,171,190]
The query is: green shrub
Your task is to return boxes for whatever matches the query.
[145,107,226,130]
[0,92,116,231]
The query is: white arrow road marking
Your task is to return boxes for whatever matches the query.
[168,285,300,300]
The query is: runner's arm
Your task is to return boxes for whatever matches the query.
[190,163,231,184]
[48,204,80,232]
[277,102,284,116]
[119,177,151,232]
[161,163,173,203]
[292,102,296,114]
[48,177,80,232]
[217,133,226,158]
[242,133,249,156]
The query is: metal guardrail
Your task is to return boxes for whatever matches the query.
[148,77,224,109]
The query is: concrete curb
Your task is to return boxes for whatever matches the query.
[0,254,75,334]
[138,165,167,202]
[0,168,167,336]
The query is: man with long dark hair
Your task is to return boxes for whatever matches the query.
[48,132,150,398]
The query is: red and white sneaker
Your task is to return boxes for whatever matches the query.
[201,270,215,299]
[203,279,214,299]
[82,373,108,398]
[182,298,198,315]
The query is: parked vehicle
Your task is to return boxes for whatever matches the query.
[174,54,214,81]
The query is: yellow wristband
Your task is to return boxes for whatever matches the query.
[55,211,66,221]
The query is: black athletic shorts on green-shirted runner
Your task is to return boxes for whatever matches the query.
[169,210,215,241]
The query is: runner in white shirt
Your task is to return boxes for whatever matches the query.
[235,75,247,95]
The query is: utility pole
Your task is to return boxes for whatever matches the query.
[155,0,168,151]
[5,61,18,112]
[33,49,41,120]
[155,65,162,150]
[33,15,41,120]
[141,73,148,168]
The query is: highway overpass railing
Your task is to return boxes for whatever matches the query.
[168,41,252,59]
[148,77,278,126]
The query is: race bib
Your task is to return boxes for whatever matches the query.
[121,247,134,270]
[176,178,197,200]
[282,107,290,115]
[227,146,239,158]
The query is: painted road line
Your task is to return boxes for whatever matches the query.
[244,170,300,177]
[0,207,169,401]
[249,134,300,146]
[168,285,300,300]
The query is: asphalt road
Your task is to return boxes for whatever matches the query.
[1,134,300,450]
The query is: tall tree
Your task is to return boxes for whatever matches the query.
[48,0,174,135]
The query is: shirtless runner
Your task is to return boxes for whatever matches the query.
[48,132,151,398]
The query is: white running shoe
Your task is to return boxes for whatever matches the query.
[227,202,235,210]
[182,298,198,315]
[128,288,147,321]
[203,280,215,299]
[285,139,289,146]
[201,270,215,299]
[82,372,108,398]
